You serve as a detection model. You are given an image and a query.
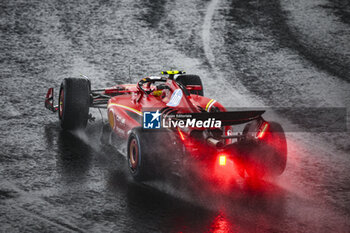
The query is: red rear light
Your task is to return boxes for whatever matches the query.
[219,154,226,166]
[256,122,269,139]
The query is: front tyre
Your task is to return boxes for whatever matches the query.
[175,74,204,96]
[58,78,90,130]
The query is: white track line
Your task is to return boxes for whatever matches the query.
[202,0,219,71]
[201,0,260,107]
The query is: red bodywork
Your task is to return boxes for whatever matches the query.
[44,75,281,185]
[103,77,243,184]
[106,79,227,138]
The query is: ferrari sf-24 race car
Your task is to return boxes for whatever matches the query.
[45,71,287,182]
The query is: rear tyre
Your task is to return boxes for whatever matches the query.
[127,128,156,181]
[127,127,176,181]
[58,78,91,130]
[245,121,287,179]
[175,74,204,96]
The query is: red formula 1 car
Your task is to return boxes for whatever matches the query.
[45,71,287,183]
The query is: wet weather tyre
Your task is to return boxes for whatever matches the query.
[246,122,287,179]
[175,74,204,96]
[127,128,176,181]
[127,128,156,181]
[58,78,90,130]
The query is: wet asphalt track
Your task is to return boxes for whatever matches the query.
[1,0,350,232]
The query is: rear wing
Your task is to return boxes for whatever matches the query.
[175,111,265,126]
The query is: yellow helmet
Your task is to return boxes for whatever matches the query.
[152,90,163,97]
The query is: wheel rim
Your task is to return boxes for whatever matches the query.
[129,138,138,171]
[59,88,64,118]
